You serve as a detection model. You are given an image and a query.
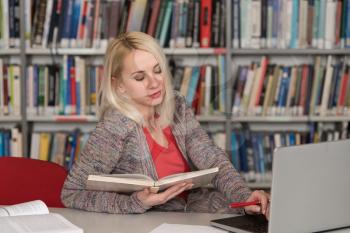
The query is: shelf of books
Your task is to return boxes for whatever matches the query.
[230,124,349,185]
[230,55,350,122]
[25,120,350,185]
[1,0,350,189]
[228,0,350,188]
[230,0,350,50]
[24,0,226,50]
[22,0,350,50]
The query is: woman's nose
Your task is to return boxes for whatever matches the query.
[148,75,160,88]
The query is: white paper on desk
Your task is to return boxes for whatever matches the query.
[149,223,228,233]
[0,213,83,233]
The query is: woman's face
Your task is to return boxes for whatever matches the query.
[117,50,165,112]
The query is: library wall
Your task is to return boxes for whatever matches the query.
[1,0,350,188]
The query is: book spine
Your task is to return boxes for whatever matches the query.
[200,0,212,48]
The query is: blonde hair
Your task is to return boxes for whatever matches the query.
[98,32,175,127]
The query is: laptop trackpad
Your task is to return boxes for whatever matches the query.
[211,214,268,233]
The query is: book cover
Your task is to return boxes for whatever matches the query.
[292,66,302,115]
[107,0,121,39]
[169,0,180,48]
[39,132,52,161]
[185,0,194,47]
[328,62,340,111]
[202,65,212,115]
[231,131,239,170]
[232,0,241,48]
[179,66,192,97]
[192,0,200,47]
[154,0,167,40]
[320,56,334,116]
[147,0,161,37]
[30,132,40,160]
[186,66,200,105]
[159,0,173,47]
[126,0,147,32]
[299,65,309,115]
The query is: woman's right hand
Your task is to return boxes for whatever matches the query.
[136,182,193,208]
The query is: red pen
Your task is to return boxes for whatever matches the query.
[229,200,260,208]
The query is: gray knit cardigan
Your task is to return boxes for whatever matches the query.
[61,93,252,214]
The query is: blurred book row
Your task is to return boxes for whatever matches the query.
[231,56,350,117]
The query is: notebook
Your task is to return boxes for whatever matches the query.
[211,139,350,233]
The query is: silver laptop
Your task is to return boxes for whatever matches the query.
[211,139,350,233]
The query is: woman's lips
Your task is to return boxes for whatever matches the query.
[149,91,161,99]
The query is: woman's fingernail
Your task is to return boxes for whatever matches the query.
[256,206,261,212]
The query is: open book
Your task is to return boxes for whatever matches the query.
[0,200,83,233]
[87,167,219,193]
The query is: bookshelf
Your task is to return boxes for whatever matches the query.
[25,48,107,55]
[1,0,350,188]
[0,116,22,122]
[23,48,341,58]
[231,116,309,123]
[0,49,21,55]
[25,48,227,56]
[231,49,350,55]
[25,115,226,123]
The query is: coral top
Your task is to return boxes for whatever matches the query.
[143,126,190,199]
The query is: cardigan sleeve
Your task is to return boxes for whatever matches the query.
[60,121,150,214]
[182,100,252,203]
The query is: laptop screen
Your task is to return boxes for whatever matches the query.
[211,139,350,233]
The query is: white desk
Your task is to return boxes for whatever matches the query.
[50,208,234,233]
[51,208,350,233]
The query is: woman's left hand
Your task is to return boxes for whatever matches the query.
[244,190,270,220]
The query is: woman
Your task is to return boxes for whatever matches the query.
[61,32,270,218]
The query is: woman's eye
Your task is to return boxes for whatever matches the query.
[154,67,162,74]
[135,76,144,81]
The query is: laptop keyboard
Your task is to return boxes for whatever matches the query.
[211,214,268,233]
[233,222,268,233]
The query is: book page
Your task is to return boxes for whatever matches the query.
[99,173,154,181]
[0,200,49,217]
[0,213,83,233]
[156,167,219,191]
[87,179,154,193]
[0,208,9,217]
[86,174,155,193]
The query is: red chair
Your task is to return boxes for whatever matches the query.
[0,156,68,207]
